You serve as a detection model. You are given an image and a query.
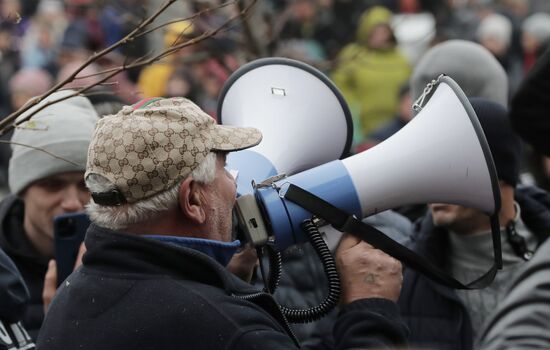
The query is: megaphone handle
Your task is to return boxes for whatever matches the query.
[284,184,502,290]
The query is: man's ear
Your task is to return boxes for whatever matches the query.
[178,177,206,224]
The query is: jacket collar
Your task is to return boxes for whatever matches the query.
[83,224,260,295]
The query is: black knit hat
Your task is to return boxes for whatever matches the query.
[470,97,523,187]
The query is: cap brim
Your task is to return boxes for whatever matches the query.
[210,125,262,152]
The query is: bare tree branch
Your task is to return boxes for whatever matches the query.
[0,0,257,136]
[0,0,178,135]
[235,0,266,58]
[0,141,80,167]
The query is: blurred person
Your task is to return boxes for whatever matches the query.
[85,92,126,118]
[331,6,411,151]
[398,98,550,350]
[56,61,101,89]
[56,20,93,68]
[0,24,20,116]
[165,67,199,101]
[476,12,523,94]
[137,21,196,98]
[274,0,335,59]
[410,40,509,107]
[9,68,53,111]
[520,12,550,73]
[479,47,550,350]
[367,83,412,147]
[57,60,137,104]
[99,0,147,67]
[37,97,408,349]
[0,247,35,349]
[3,69,54,192]
[509,48,550,157]
[0,91,99,339]
[20,0,67,73]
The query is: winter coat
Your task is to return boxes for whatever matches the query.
[0,195,48,340]
[331,7,411,139]
[37,224,409,350]
[398,185,550,350]
[479,185,550,349]
[0,247,35,349]
[510,48,550,157]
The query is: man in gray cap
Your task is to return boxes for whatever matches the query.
[0,90,99,339]
[37,97,408,349]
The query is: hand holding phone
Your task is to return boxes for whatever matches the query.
[53,212,90,286]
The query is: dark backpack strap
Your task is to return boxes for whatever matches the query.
[284,184,502,290]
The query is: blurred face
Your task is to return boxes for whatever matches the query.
[522,32,539,54]
[480,37,508,57]
[203,153,237,242]
[22,172,90,256]
[430,203,489,235]
[368,24,393,50]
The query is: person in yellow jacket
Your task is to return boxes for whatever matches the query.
[332,6,411,149]
[137,21,195,98]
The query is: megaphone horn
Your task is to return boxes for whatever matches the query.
[236,75,500,252]
[218,57,353,196]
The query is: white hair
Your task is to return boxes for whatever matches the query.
[86,152,217,230]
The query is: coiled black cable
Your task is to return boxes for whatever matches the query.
[264,219,341,324]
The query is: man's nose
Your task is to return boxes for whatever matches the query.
[60,186,85,212]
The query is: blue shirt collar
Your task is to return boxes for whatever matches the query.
[144,235,241,266]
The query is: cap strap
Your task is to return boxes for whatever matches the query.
[91,189,127,206]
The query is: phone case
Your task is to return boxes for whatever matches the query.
[53,212,90,286]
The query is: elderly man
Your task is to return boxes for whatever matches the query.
[37,97,408,349]
[0,90,99,339]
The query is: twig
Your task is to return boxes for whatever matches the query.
[0,141,80,167]
[0,0,258,135]
[235,0,265,58]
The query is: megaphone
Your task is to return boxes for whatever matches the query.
[235,74,500,252]
[218,58,353,195]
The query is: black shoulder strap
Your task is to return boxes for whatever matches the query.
[284,184,502,290]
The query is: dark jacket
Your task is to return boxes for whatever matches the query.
[510,48,550,156]
[0,247,35,349]
[398,185,550,350]
[0,195,48,340]
[38,224,408,350]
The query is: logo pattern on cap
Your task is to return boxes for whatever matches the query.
[86,98,261,203]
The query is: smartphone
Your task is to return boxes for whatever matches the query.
[53,212,90,286]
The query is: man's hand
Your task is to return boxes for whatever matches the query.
[42,243,87,313]
[336,233,402,304]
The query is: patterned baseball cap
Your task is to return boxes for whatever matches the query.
[86,97,262,205]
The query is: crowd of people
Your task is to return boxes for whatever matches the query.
[2,0,550,349]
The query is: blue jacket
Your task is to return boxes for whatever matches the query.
[398,185,550,350]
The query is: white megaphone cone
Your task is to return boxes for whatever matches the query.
[236,75,500,251]
[218,58,352,195]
